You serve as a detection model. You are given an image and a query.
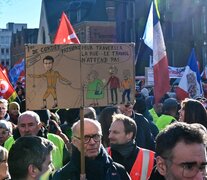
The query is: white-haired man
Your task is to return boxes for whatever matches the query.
[52,118,130,180]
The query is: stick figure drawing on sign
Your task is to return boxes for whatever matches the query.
[28,55,71,109]
[86,70,104,106]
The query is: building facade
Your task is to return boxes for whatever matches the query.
[10,28,38,66]
[115,0,207,75]
[38,0,116,44]
[0,23,27,69]
[0,29,12,68]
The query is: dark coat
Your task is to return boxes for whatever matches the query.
[52,145,131,180]
[148,166,165,180]
[131,112,155,151]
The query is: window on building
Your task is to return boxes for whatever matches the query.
[6,60,9,66]
[18,36,21,45]
[201,6,207,34]
[6,48,9,54]
[77,10,81,22]
[0,37,3,44]
[126,3,133,19]
[1,48,4,54]
[5,36,9,44]
[42,28,46,44]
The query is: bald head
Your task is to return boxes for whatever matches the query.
[72,118,102,136]
[72,118,102,159]
[17,111,42,137]
[18,111,41,124]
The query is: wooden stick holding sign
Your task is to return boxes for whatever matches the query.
[80,106,86,180]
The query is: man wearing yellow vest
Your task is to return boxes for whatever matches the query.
[155,98,178,131]
[4,111,65,170]
[108,113,155,180]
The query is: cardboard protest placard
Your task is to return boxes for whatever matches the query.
[25,44,81,110]
[25,43,135,110]
[81,43,135,107]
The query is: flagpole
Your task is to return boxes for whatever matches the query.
[135,38,143,66]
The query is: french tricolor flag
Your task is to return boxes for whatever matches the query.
[143,1,170,103]
[176,48,203,100]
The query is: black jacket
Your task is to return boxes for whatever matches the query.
[52,145,131,180]
[131,112,155,151]
[148,166,165,180]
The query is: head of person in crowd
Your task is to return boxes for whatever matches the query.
[49,111,61,125]
[34,110,50,128]
[0,99,9,120]
[48,120,62,135]
[109,113,137,146]
[0,120,13,146]
[145,95,155,110]
[133,94,147,114]
[152,102,163,116]
[52,117,131,180]
[154,122,207,180]
[98,106,121,147]
[162,98,179,118]
[8,136,54,180]
[0,146,10,180]
[17,111,42,137]
[84,107,97,120]
[179,98,207,128]
[72,118,102,159]
[141,88,149,99]
[119,102,134,117]
[8,102,21,125]
[8,102,20,116]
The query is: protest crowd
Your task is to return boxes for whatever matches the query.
[0,80,206,180]
[0,1,207,179]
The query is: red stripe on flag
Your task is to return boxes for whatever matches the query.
[154,56,170,103]
[176,87,188,101]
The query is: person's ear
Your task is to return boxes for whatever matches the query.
[126,132,133,141]
[156,156,168,176]
[28,164,39,178]
[71,136,77,145]
[38,122,43,129]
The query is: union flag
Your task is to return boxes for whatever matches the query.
[0,67,17,102]
[54,12,80,44]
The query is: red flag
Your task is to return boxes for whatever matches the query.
[0,64,9,80]
[142,1,170,103]
[0,68,17,102]
[54,12,80,44]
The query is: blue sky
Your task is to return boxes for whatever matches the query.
[0,0,42,29]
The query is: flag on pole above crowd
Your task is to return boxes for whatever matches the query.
[9,58,25,88]
[176,48,203,100]
[0,65,9,80]
[142,0,170,103]
[0,67,17,102]
[53,12,80,44]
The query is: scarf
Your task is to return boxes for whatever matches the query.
[110,140,135,157]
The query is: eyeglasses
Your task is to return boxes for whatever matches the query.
[73,134,102,144]
[164,158,207,178]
